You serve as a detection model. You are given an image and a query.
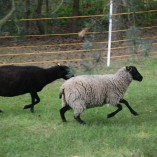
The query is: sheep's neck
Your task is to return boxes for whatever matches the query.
[45,67,61,83]
[116,74,132,95]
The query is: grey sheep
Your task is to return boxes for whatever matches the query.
[0,64,74,113]
[59,66,143,124]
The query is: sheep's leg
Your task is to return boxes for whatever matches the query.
[23,92,40,112]
[60,105,71,122]
[107,104,122,118]
[74,115,85,124]
[73,105,86,124]
[23,93,40,110]
[23,104,31,109]
[120,99,139,116]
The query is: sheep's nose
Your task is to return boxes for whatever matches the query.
[139,76,143,81]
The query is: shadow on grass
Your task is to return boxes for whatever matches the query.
[80,109,157,127]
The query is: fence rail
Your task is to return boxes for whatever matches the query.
[11,9,157,21]
[0,52,157,66]
[1,25,157,39]
[0,9,157,66]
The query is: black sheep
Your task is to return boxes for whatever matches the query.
[0,64,74,112]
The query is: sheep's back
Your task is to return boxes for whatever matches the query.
[0,66,47,96]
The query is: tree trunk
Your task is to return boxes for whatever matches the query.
[36,0,45,34]
[45,0,49,34]
[71,0,80,32]
[25,0,30,34]
[0,0,15,30]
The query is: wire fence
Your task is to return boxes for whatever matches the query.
[0,9,157,66]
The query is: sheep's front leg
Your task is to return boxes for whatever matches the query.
[107,104,122,118]
[120,99,139,116]
[23,92,40,112]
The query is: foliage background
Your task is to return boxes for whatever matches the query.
[0,0,157,35]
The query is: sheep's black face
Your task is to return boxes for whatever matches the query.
[126,66,143,81]
[59,65,74,80]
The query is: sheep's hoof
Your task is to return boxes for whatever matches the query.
[23,105,31,109]
[80,121,86,125]
[30,109,34,113]
[62,119,67,122]
[0,110,3,113]
[133,112,139,116]
[107,113,114,118]
[74,116,86,125]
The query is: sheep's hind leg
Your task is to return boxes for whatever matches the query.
[0,109,3,113]
[74,115,85,124]
[60,105,71,122]
[107,104,122,118]
[120,99,139,116]
[23,92,40,113]
[73,106,85,124]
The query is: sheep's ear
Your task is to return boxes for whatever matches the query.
[126,66,132,72]
[57,63,61,66]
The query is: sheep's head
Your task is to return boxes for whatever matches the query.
[126,66,143,81]
[59,65,74,80]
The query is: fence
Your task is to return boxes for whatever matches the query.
[0,9,157,67]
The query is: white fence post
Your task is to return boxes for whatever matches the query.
[107,0,113,67]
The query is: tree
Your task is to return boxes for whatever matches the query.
[71,0,80,32]
[36,0,45,34]
[0,0,15,31]
[45,0,49,34]
[24,0,30,34]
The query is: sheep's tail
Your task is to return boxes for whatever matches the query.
[59,87,68,107]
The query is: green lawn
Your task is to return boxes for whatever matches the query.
[0,58,157,157]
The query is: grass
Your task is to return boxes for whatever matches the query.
[0,58,157,157]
